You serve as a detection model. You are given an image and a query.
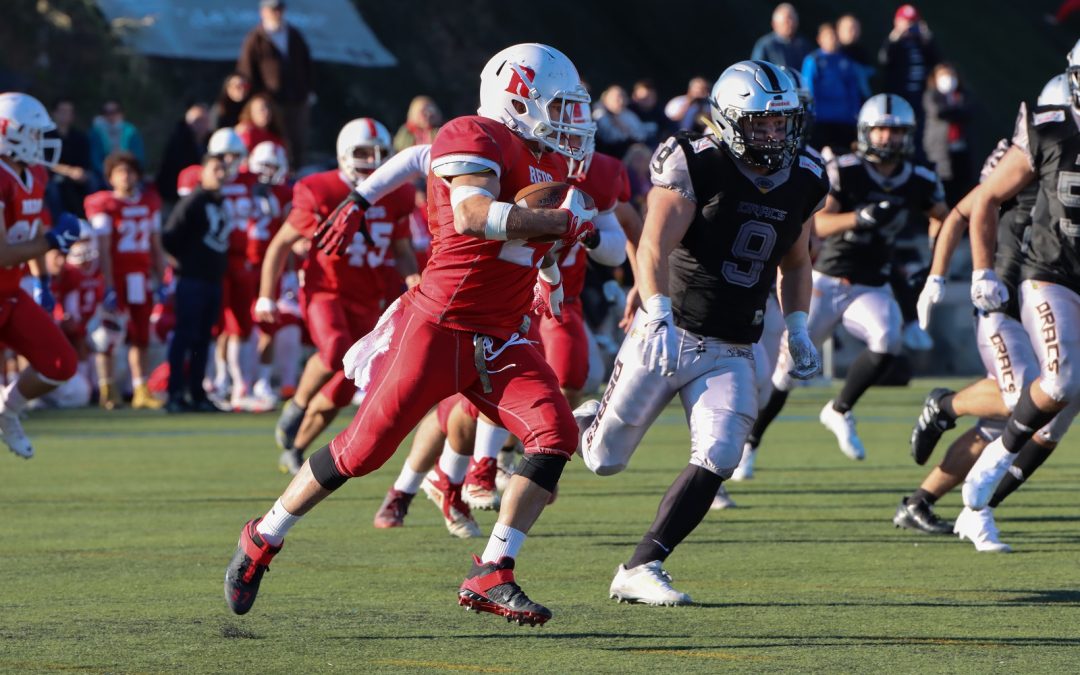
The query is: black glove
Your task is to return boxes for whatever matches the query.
[854,201,898,230]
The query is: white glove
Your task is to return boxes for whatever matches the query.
[533,263,564,320]
[916,274,946,329]
[253,296,277,323]
[785,311,820,380]
[971,268,1009,312]
[641,294,678,377]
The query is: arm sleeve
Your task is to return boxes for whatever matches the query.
[585,210,627,267]
[356,145,430,204]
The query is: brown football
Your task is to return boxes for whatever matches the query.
[513,182,594,242]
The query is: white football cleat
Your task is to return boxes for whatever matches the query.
[819,401,866,460]
[961,437,1016,509]
[954,506,1012,552]
[278,449,303,476]
[252,379,278,406]
[421,469,482,539]
[609,560,692,606]
[710,484,737,510]
[0,408,33,459]
[730,443,756,481]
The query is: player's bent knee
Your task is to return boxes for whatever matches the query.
[309,444,348,490]
[1038,375,1079,404]
[516,452,567,492]
[38,344,79,385]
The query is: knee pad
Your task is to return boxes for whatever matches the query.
[516,452,567,492]
[309,444,348,490]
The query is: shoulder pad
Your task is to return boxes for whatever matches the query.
[798,153,825,179]
[1031,105,1068,127]
[803,146,825,163]
[913,164,939,183]
[837,153,861,168]
[430,158,500,179]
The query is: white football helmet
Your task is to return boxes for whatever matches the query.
[0,92,61,167]
[207,127,247,179]
[856,94,916,163]
[1067,38,1080,106]
[337,118,392,182]
[249,141,288,184]
[477,43,592,161]
[566,102,597,180]
[1039,73,1071,107]
[710,61,804,171]
[86,306,128,354]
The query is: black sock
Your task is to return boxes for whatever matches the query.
[1001,386,1058,452]
[627,464,723,569]
[747,388,789,448]
[834,350,895,413]
[989,438,1055,507]
[939,393,958,419]
[910,488,938,505]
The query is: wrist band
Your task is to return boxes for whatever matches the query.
[485,201,513,241]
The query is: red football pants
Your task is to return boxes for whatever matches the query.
[328,301,577,478]
[537,299,589,391]
[0,290,78,384]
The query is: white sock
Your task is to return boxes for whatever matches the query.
[438,443,471,484]
[2,381,27,414]
[275,325,301,388]
[226,338,247,396]
[481,523,526,563]
[256,498,300,546]
[393,464,427,494]
[473,419,510,461]
[132,376,145,387]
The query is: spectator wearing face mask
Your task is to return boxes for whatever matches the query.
[922,63,973,206]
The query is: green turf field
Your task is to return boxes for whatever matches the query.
[3,378,1079,673]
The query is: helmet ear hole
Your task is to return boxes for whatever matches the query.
[511,100,528,115]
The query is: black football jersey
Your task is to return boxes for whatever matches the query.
[1015,102,1080,294]
[650,132,829,343]
[979,138,1035,320]
[815,153,945,286]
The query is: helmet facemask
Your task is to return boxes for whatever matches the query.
[717,106,804,171]
[858,123,913,164]
[1068,65,1080,108]
[564,102,596,180]
[500,63,593,162]
[340,143,389,182]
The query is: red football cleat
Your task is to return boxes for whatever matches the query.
[458,555,552,626]
[463,457,501,511]
[373,488,414,528]
[224,518,282,615]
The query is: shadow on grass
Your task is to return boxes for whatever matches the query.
[603,634,1080,649]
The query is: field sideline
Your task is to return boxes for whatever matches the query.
[3,377,1079,673]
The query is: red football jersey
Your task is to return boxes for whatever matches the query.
[290,170,414,311]
[0,162,51,295]
[53,262,104,326]
[84,189,162,280]
[246,182,293,266]
[415,115,569,338]
[176,165,202,197]
[559,152,631,299]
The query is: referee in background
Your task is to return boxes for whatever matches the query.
[162,155,230,413]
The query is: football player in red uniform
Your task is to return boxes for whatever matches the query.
[245,141,295,404]
[226,44,596,625]
[257,118,419,474]
[0,93,82,458]
[84,152,166,409]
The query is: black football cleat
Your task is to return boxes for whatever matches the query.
[893,497,953,535]
[275,400,306,450]
[224,518,282,614]
[458,555,552,626]
[910,388,956,465]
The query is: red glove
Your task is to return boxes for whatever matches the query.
[313,192,370,256]
[558,187,597,248]
[531,263,564,321]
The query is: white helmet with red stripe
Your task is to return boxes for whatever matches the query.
[0,92,61,167]
[337,118,392,182]
[207,127,247,179]
[249,141,288,184]
[477,43,593,162]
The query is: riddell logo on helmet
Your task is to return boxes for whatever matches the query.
[505,66,537,97]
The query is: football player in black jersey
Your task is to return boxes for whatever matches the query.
[573,61,828,605]
[895,75,1078,550]
[956,41,1080,547]
[753,94,949,462]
